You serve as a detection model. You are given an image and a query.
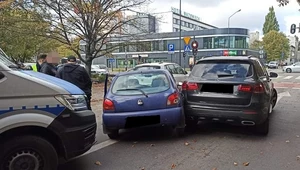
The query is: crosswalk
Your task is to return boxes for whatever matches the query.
[272,75,300,81]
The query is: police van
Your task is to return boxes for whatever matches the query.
[0,49,97,169]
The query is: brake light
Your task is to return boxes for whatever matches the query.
[238,83,264,93]
[103,99,115,110]
[182,81,199,91]
[167,92,179,106]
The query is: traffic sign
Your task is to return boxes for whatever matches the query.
[108,58,115,62]
[184,45,191,52]
[183,37,191,45]
[168,44,175,54]
[259,50,264,54]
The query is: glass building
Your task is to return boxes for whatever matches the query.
[82,28,259,69]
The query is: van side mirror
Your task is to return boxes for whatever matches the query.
[269,72,278,78]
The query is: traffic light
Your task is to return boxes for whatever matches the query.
[183,52,186,58]
[191,40,198,56]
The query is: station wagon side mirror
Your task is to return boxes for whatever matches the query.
[269,72,278,78]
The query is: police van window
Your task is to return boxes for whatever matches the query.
[0,48,16,68]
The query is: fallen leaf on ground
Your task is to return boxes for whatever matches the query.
[171,164,176,169]
[95,161,102,166]
[233,162,238,166]
[286,140,290,143]
[212,168,217,170]
[190,147,194,150]
[150,144,155,147]
[185,142,189,146]
[243,162,250,166]
[140,167,145,170]
[296,135,300,138]
[297,156,300,160]
[132,145,135,147]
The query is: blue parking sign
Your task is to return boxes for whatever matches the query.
[168,44,175,54]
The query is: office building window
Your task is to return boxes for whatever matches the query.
[152,41,159,51]
[214,36,228,48]
[235,36,247,48]
[173,27,177,32]
[203,37,213,49]
[173,18,176,24]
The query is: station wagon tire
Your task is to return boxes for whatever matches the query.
[286,68,292,73]
[255,118,269,136]
[271,90,277,109]
[0,135,58,170]
[107,130,119,139]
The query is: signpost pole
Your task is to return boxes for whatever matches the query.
[179,0,182,66]
[171,54,173,62]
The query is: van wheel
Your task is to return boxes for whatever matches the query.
[255,119,269,136]
[0,135,58,170]
[107,130,119,139]
[286,68,292,73]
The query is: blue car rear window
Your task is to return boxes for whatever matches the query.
[192,61,253,79]
[111,72,170,95]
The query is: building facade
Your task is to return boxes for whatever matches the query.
[125,13,159,34]
[159,7,217,33]
[90,28,258,69]
[287,35,299,63]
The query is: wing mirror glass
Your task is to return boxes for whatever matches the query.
[269,72,278,78]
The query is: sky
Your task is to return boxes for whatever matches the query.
[145,0,300,39]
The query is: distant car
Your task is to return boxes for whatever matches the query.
[283,62,300,73]
[267,61,278,69]
[102,69,185,139]
[91,64,109,75]
[182,56,278,135]
[131,62,189,86]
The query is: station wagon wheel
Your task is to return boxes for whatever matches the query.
[271,90,277,109]
[286,68,292,73]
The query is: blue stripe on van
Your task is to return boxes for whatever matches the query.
[0,105,66,116]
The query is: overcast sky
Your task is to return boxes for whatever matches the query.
[146,0,300,38]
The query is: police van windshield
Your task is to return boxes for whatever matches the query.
[0,48,17,68]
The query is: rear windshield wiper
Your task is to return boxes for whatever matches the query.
[117,88,148,98]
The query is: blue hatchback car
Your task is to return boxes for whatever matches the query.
[102,69,185,139]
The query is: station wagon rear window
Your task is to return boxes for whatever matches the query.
[112,72,170,95]
[192,61,253,79]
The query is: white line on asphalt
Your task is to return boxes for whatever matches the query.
[277,91,291,103]
[292,88,300,90]
[284,76,293,79]
[75,139,119,159]
[296,76,300,79]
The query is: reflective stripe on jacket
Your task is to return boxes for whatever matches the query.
[32,64,38,72]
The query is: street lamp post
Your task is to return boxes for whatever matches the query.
[179,0,182,66]
[227,9,241,51]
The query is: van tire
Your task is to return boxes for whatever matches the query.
[0,135,58,170]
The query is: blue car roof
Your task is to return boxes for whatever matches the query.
[116,69,170,76]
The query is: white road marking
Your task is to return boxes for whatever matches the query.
[284,76,293,79]
[292,88,300,90]
[296,76,300,79]
[277,91,291,103]
[72,139,119,159]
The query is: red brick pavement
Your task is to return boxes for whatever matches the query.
[274,82,300,88]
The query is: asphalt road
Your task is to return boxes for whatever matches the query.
[59,70,300,170]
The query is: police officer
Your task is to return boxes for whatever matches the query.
[32,54,47,72]
[40,53,58,76]
[55,56,92,110]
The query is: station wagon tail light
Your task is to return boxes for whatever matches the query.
[238,83,264,93]
[182,81,198,91]
[167,92,179,106]
[103,99,115,110]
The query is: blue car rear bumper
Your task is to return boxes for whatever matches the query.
[103,107,182,130]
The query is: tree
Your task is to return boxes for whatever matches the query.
[0,8,61,63]
[263,6,280,35]
[16,0,151,75]
[277,0,300,6]
[262,30,290,62]
[249,40,263,50]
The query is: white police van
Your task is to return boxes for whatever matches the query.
[0,49,96,170]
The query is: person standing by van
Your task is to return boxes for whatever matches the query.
[32,54,47,72]
[55,56,92,110]
[40,52,58,76]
